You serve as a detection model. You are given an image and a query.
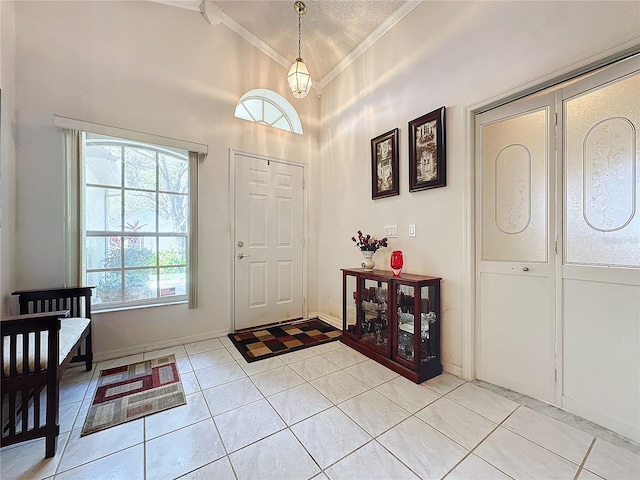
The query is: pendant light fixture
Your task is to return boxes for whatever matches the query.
[287,1,312,99]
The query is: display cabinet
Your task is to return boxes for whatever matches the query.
[341,268,442,383]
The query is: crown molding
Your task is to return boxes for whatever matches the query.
[220,11,292,69]
[317,1,421,89]
[150,0,421,93]
[152,0,201,13]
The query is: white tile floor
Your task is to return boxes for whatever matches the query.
[2,338,639,480]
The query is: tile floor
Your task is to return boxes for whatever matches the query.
[1,338,639,480]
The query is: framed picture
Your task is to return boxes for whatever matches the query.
[371,128,399,199]
[409,106,446,191]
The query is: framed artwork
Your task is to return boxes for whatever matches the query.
[409,106,446,191]
[371,128,399,199]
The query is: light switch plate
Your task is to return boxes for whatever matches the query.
[384,225,398,238]
[409,224,416,237]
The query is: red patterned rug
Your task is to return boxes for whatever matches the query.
[81,355,186,436]
[228,318,341,363]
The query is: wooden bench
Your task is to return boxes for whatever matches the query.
[1,287,93,457]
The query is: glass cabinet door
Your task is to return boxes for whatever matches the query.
[395,283,417,364]
[395,282,439,366]
[419,284,439,364]
[343,273,357,336]
[358,277,390,353]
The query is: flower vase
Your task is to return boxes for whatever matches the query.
[361,251,375,271]
[390,250,403,276]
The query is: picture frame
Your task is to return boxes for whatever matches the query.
[371,128,399,199]
[408,106,446,192]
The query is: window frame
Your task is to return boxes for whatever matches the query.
[59,116,205,312]
[83,134,190,310]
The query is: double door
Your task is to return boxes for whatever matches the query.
[476,56,640,441]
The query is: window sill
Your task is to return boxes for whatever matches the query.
[93,300,187,314]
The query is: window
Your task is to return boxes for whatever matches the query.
[234,89,303,134]
[82,133,191,309]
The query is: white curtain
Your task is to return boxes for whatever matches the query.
[64,129,84,287]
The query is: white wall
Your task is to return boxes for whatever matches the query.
[315,1,640,375]
[13,1,320,358]
[1,0,17,316]
[10,0,640,373]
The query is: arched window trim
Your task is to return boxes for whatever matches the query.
[234,89,303,135]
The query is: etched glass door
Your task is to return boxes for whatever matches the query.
[476,93,557,404]
[561,61,639,442]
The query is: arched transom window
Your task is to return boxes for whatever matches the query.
[234,89,303,135]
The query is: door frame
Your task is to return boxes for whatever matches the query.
[461,44,640,383]
[228,149,309,332]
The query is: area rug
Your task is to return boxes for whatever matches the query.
[81,354,186,436]
[228,318,341,363]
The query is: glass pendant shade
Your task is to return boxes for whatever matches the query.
[287,58,312,99]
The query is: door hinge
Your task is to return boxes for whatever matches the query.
[302,179,305,188]
[302,237,306,247]
[554,369,558,382]
[555,112,558,127]
[554,241,557,254]
[303,297,306,306]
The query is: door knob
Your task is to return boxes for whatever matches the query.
[237,241,244,247]
[237,253,250,259]
[522,267,529,271]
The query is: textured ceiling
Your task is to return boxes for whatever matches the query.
[155,0,414,88]
[213,1,405,83]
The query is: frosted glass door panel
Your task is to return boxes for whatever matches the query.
[482,108,548,262]
[564,72,640,267]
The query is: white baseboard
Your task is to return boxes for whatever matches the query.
[94,328,230,363]
[563,396,640,444]
[442,361,462,378]
[313,312,341,329]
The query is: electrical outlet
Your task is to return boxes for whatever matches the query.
[409,224,416,237]
[384,225,398,238]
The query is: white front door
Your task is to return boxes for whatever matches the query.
[476,93,557,403]
[233,153,305,330]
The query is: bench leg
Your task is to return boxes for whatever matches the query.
[85,332,93,371]
[45,381,59,458]
[45,430,58,458]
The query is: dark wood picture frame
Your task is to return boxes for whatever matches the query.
[371,128,399,199]
[409,106,446,192]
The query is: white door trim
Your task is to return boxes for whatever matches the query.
[228,149,308,332]
[461,44,640,382]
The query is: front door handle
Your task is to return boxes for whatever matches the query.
[237,253,250,259]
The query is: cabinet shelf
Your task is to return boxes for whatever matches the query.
[341,268,442,383]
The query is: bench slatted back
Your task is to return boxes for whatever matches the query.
[14,287,93,319]
[1,312,64,440]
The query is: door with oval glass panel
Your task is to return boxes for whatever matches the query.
[476,92,558,404]
[233,153,305,330]
[560,59,640,442]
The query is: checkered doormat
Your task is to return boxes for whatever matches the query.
[228,318,341,363]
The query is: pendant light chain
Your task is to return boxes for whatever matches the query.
[298,12,302,59]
